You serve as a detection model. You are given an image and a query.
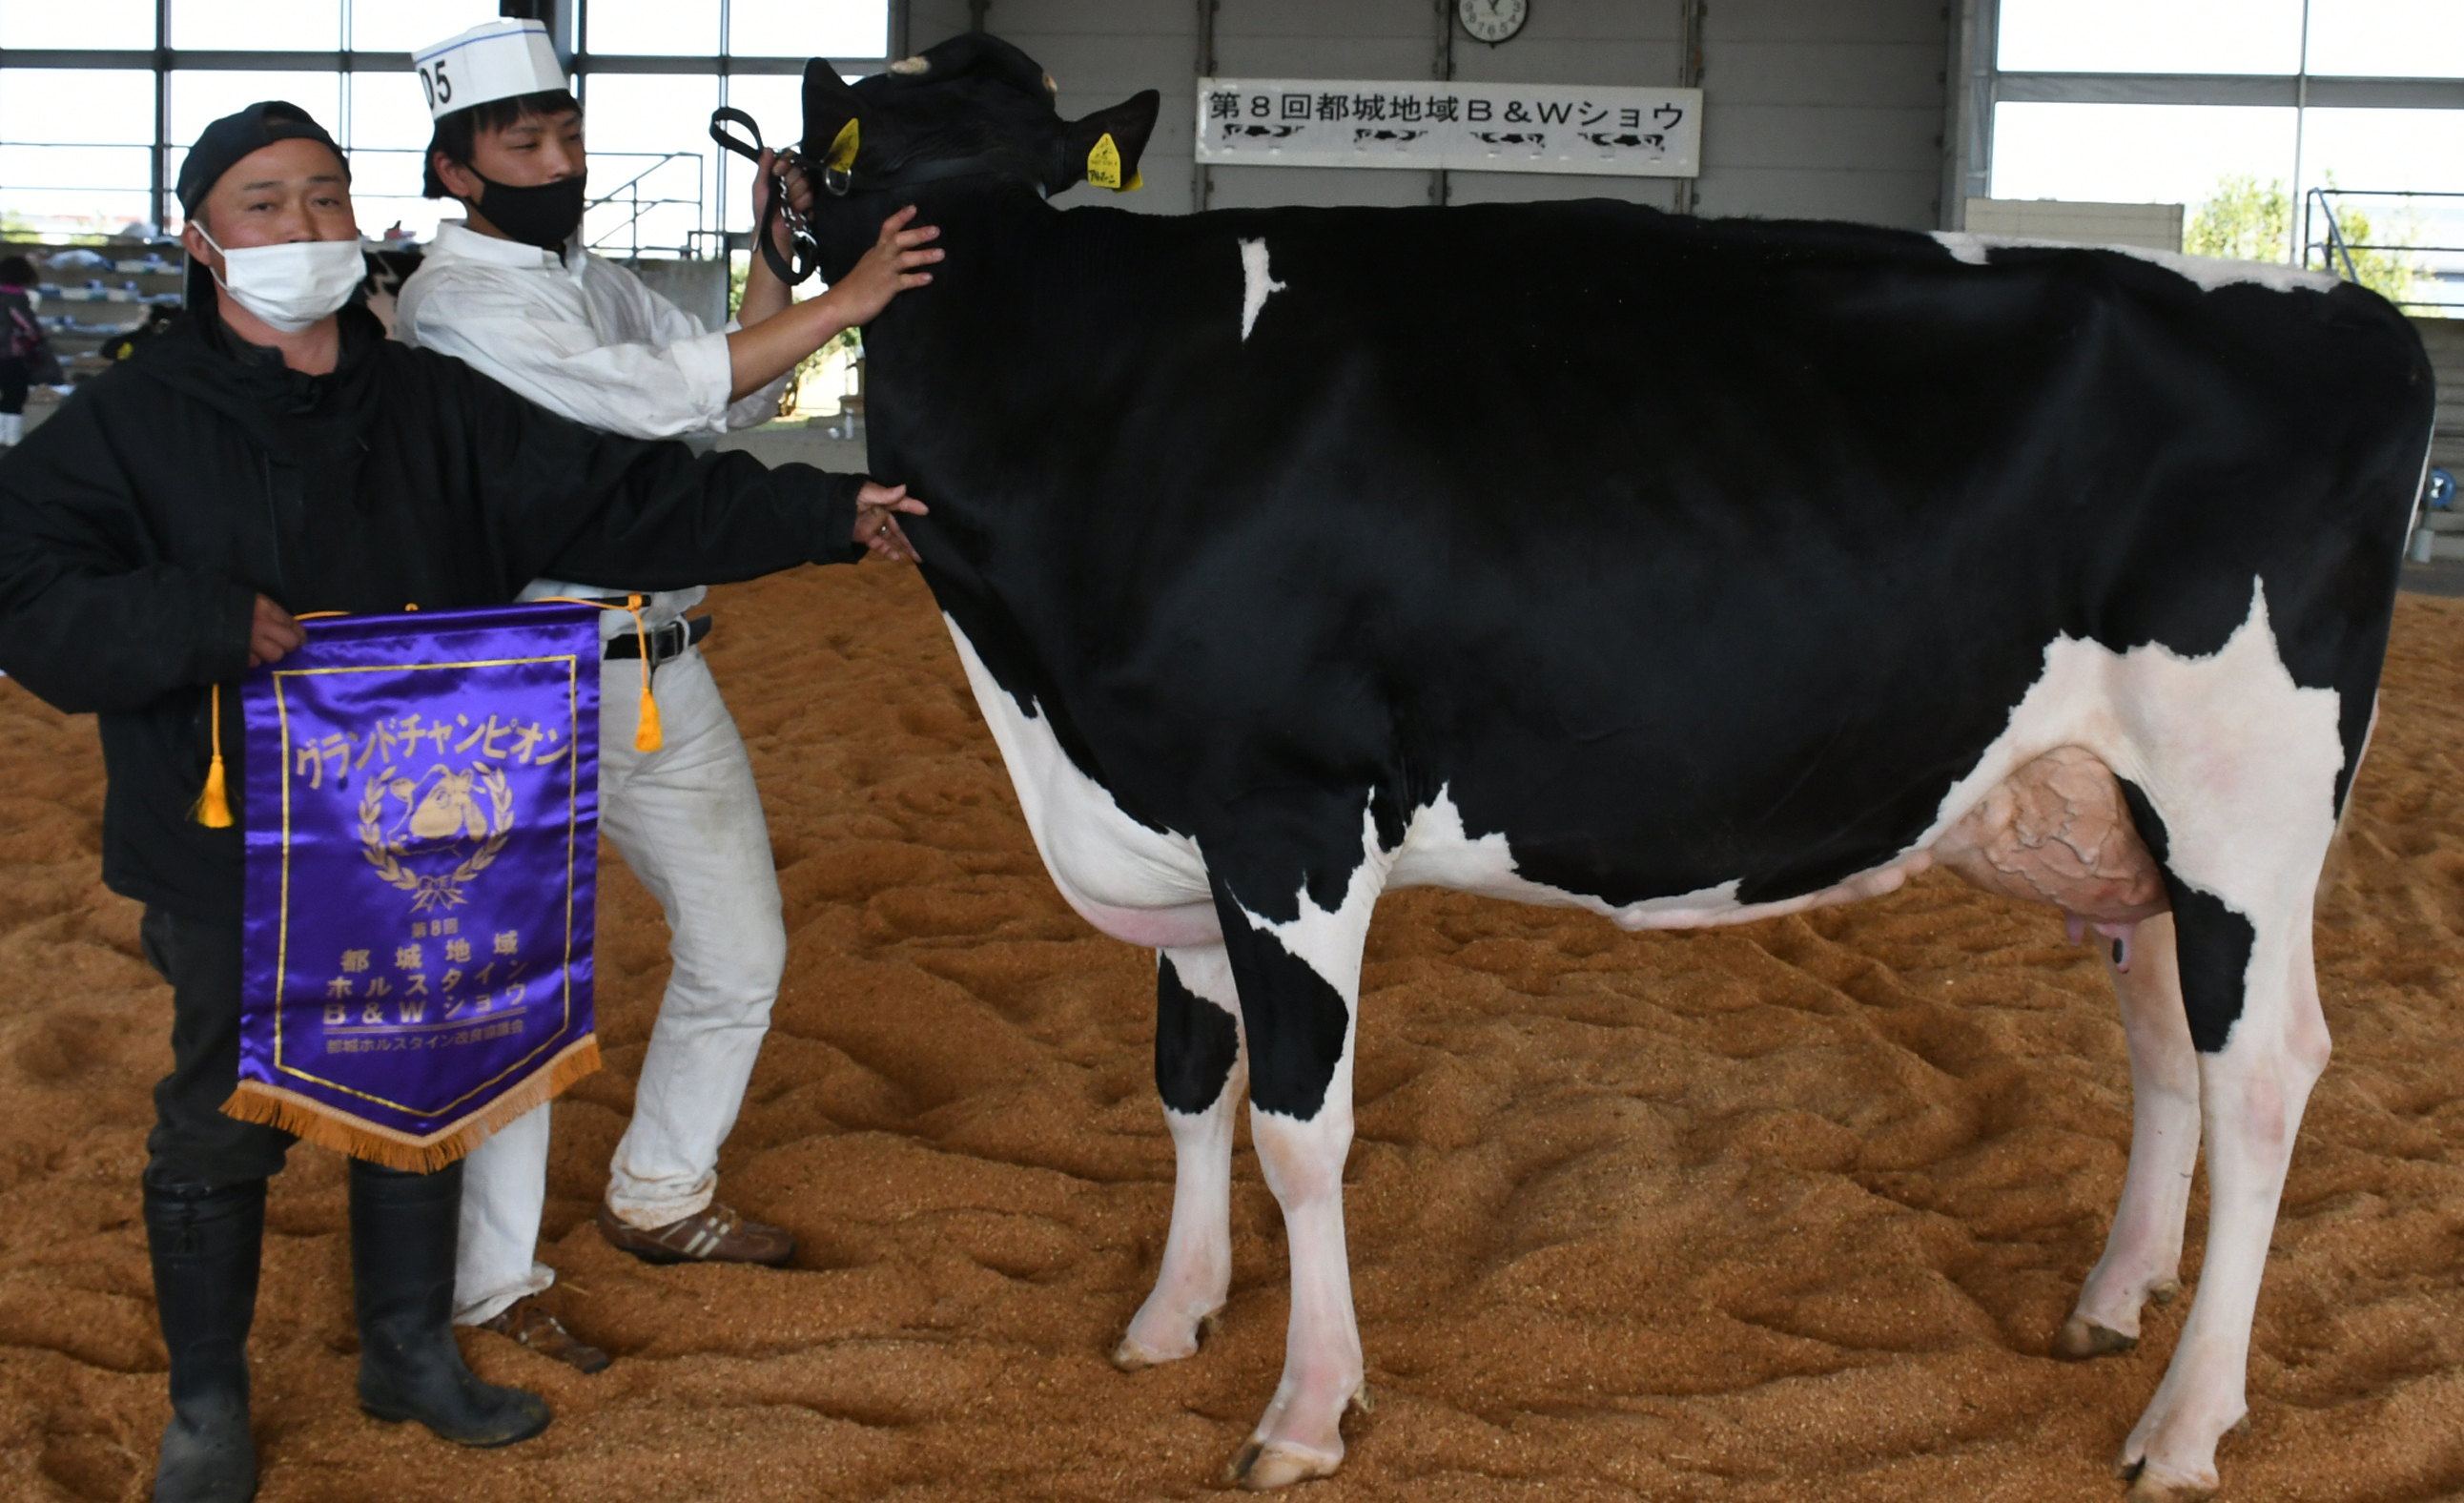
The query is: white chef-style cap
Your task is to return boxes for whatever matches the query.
[413,20,567,120]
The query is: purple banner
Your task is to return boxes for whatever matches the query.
[231,602,603,1168]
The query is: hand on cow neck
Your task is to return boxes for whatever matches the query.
[721,205,941,401]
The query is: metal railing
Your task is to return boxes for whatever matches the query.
[2303,186,2464,316]
[580,152,709,260]
[1,146,720,259]
[349,146,716,260]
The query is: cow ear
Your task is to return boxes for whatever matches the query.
[1066,90,1160,192]
[802,58,866,172]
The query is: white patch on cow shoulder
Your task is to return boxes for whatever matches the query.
[1930,231,2343,295]
[1934,233,1993,266]
[942,615,1220,949]
[1239,238,1286,341]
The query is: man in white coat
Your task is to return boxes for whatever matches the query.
[393,20,942,1371]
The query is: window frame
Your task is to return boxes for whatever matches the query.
[1952,0,2464,256]
[0,0,903,250]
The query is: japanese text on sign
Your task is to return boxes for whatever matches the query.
[1196,78,1701,178]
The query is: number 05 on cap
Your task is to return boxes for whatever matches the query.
[413,19,569,120]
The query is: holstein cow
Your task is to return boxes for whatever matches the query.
[773,34,2434,1499]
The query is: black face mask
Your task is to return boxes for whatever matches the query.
[465,172,587,253]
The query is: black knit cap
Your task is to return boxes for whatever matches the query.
[175,100,349,217]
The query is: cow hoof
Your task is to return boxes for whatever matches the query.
[1113,1308,1222,1371]
[2119,1459,2218,1503]
[1113,1334,1180,1371]
[1225,1438,1343,1491]
[2052,1315,2138,1360]
[2147,1278,2183,1307]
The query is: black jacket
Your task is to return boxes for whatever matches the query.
[0,304,864,923]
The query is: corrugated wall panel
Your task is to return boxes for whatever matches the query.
[907,0,1952,228]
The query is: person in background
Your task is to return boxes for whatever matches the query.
[104,303,181,362]
[392,19,941,1373]
[0,255,63,446]
[0,100,922,1503]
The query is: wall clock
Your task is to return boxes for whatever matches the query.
[1458,0,1529,45]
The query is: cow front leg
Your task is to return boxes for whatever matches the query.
[1210,872,1376,1491]
[2118,915,2331,1502]
[2057,913,2199,1359]
[1118,943,1246,1369]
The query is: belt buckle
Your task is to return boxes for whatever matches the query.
[651,619,687,665]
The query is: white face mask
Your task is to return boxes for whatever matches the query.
[194,223,366,334]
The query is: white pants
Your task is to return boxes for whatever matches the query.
[453,643,788,1325]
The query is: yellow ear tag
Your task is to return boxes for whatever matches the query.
[1124,169,1143,191]
[825,117,860,173]
[1087,132,1124,190]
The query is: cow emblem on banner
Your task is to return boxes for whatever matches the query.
[359,758,516,911]
[225,602,606,1170]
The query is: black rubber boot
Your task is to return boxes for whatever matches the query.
[143,1176,264,1503]
[349,1160,551,1447]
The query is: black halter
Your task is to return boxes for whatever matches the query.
[710,106,1031,285]
[708,108,822,285]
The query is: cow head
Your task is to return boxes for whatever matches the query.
[801,33,1160,209]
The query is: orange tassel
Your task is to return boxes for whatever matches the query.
[627,595,663,752]
[636,688,664,752]
[195,684,234,828]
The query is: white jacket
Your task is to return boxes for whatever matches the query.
[394,222,796,627]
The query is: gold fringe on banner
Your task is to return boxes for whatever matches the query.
[218,1036,602,1174]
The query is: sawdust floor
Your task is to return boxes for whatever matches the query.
[3,567,2462,1502]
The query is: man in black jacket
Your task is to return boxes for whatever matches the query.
[0,102,922,1503]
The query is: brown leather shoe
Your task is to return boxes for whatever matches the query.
[475,1296,610,1373]
[596,1201,795,1267]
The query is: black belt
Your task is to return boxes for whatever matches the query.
[606,613,711,664]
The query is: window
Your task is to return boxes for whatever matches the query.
[170,0,343,52]
[1991,104,2297,205]
[351,72,449,243]
[0,0,154,50]
[170,72,345,150]
[729,0,891,60]
[351,1,503,53]
[587,0,723,56]
[1984,0,2464,306]
[0,0,889,244]
[718,72,808,237]
[2307,0,2464,78]
[2001,0,2464,78]
[2001,0,2305,76]
[579,73,723,257]
[0,69,156,236]
[0,72,156,147]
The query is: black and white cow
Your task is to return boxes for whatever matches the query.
[782,34,2435,1500]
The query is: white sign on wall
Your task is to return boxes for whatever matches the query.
[1196,78,1702,178]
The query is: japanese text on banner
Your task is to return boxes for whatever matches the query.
[1195,78,1701,178]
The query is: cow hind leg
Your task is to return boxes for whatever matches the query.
[1208,872,1376,1491]
[2112,786,2334,1502]
[2055,911,2199,1360]
[1118,944,1246,1369]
